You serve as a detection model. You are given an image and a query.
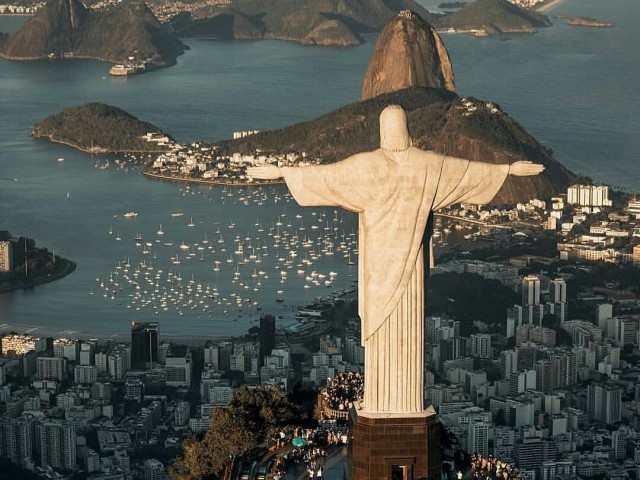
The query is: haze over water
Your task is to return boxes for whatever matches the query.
[0,0,637,339]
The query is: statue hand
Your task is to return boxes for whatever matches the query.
[509,161,545,176]
[246,165,283,180]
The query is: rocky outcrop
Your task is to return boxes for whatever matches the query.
[361,11,455,101]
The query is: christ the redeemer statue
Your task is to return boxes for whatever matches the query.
[248,105,544,414]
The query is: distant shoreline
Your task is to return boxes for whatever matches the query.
[142,167,286,188]
[32,133,168,155]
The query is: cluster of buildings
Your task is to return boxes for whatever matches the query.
[0,308,368,479]
[146,135,320,183]
[426,266,640,479]
[550,185,640,264]
[437,183,640,266]
[506,0,548,9]
[0,2,42,14]
[144,0,231,23]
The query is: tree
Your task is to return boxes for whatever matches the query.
[170,386,300,480]
[171,408,255,480]
[227,386,300,440]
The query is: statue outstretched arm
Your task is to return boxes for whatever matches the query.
[246,165,282,180]
[250,155,377,212]
[508,161,545,176]
[432,156,544,210]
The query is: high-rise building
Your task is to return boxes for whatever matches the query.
[131,322,159,369]
[567,184,612,207]
[108,352,125,380]
[36,357,65,381]
[549,278,567,324]
[204,345,219,369]
[596,303,613,330]
[522,275,541,306]
[549,278,567,304]
[259,314,276,366]
[470,334,492,359]
[344,336,365,365]
[74,365,97,385]
[79,341,96,365]
[500,350,518,380]
[53,338,79,362]
[165,346,192,387]
[553,352,577,388]
[36,420,76,470]
[174,401,190,427]
[426,316,459,343]
[616,317,638,347]
[587,383,622,424]
[0,240,12,272]
[0,415,36,465]
[536,359,554,393]
[467,419,489,457]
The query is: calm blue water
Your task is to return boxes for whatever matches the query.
[0,0,638,338]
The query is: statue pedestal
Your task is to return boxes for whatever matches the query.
[349,407,440,480]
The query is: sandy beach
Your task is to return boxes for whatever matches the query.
[536,0,569,13]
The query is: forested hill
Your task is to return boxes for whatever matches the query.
[32,103,171,153]
[214,87,575,206]
[0,0,185,68]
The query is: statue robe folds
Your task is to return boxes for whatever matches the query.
[282,148,509,413]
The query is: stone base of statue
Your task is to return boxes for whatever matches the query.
[348,406,440,480]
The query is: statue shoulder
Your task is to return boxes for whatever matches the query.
[337,149,386,169]
[409,146,440,160]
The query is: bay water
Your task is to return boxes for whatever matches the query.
[0,0,637,339]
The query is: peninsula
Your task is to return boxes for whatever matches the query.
[32,103,172,154]
[0,0,186,73]
[0,232,76,294]
[434,0,551,35]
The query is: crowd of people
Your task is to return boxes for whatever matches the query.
[322,371,364,410]
[470,453,522,480]
[267,423,349,479]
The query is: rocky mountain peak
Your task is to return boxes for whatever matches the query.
[361,11,455,101]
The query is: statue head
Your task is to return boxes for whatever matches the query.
[380,105,411,152]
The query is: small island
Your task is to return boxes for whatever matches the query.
[0,232,76,294]
[32,103,173,154]
[565,16,613,28]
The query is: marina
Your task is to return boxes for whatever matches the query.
[91,182,359,330]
